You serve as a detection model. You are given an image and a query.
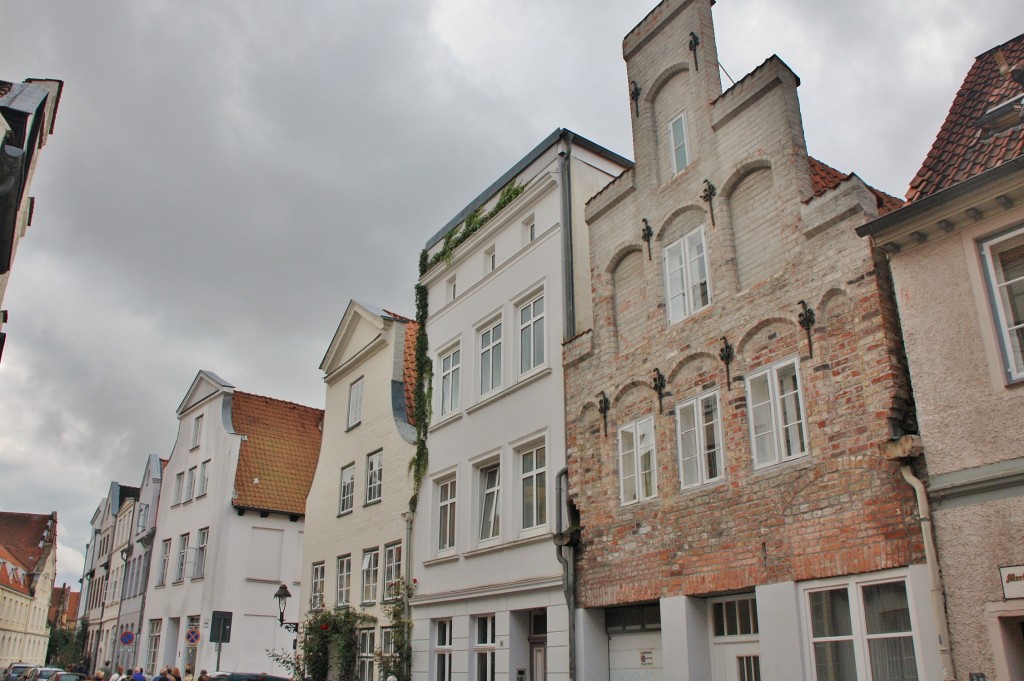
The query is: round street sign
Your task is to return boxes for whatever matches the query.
[120,631,135,646]
[185,629,201,646]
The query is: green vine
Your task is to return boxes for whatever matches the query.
[376,581,415,681]
[419,180,525,277]
[409,283,432,508]
[268,607,375,681]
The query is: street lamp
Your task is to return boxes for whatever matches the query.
[273,584,299,633]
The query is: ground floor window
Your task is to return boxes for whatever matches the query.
[434,619,452,681]
[476,615,496,681]
[357,629,375,681]
[146,620,161,674]
[806,577,920,681]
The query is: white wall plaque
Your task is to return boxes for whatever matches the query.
[999,565,1024,600]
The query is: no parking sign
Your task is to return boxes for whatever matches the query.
[120,631,135,647]
[185,628,201,647]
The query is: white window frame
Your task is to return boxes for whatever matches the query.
[446,275,457,302]
[198,459,210,497]
[193,527,208,579]
[479,319,503,396]
[675,390,724,488]
[980,225,1024,381]
[434,619,453,681]
[357,628,375,681]
[146,619,161,674]
[311,561,325,610]
[347,377,364,428]
[439,345,461,416]
[519,443,547,531]
[383,542,402,600]
[184,466,196,502]
[669,111,690,174]
[479,463,501,542]
[518,292,546,375]
[157,540,170,586]
[664,226,711,324]
[618,416,657,505]
[746,357,808,469]
[475,615,496,681]
[485,245,496,273]
[365,450,383,504]
[437,477,457,553]
[191,415,203,449]
[136,503,150,534]
[336,554,351,606]
[339,463,355,514]
[360,549,379,604]
[175,533,189,582]
[802,572,923,681]
[172,472,184,505]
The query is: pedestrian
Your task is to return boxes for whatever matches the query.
[171,668,182,681]
[197,671,209,681]
[182,668,193,681]
[110,665,124,681]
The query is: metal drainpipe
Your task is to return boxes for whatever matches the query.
[559,132,576,340]
[555,467,576,681]
[899,464,955,680]
[403,509,414,680]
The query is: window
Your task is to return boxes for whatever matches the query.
[670,112,689,174]
[361,549,379,604]
[664,227,710,324]
[446,275,457,302]
[519,294,545,373]
[172,472,184,505]
[981,226,1024,380]
[381,626,398,657]
[440,347,461,416]
[619,417,657,504]
[485,246,496,273]
[339,464,355,514]
[438,478,457,551]
[157,540,171,586]
[605,603,662,633]
[184,466,196,502]
[676,391,723,487]
[479,464,501,541]
[146,619,161,674]
[193,528,208,579]
[479,321,503,395]
[747,358,807,468]
[366,450,383,503]
[435,619,453,681]
[475,615,496,681]
[520,444,547,530]
[175,534,189,582]
[311,562,325,610]
[198,459,210,497]
[136,503,150,534]
[524,217,536,244]
[712,595,759,637]
[336,555,351,606]
[806,578,920,681]
[357,629,375,681]
[192,415,203,449]
[383,543,402,600]
[348,377,363,428]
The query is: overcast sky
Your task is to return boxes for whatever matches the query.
[1,0,1019,591]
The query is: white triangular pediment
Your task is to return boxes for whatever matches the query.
[320,300,392,377]
[176,369,234,416]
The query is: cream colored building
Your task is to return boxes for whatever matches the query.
[302,301,417,681]
[0,512,58,668]
[858,35,1024,681]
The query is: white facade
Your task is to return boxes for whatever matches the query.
[301,300,416,680]
[140,372,315,677]
[411,130,629,681]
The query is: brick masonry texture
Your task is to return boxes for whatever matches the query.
[564,0,924,609]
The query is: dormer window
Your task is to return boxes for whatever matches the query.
[670,113,690,174]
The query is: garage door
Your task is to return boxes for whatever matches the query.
[608,631,662,681]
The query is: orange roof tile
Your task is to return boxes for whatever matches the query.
[0,511,56,571]
[808,157,904,216]
[402,321,419,426]
[230,392,324,516]
[907,33,1024,202]
[0,544,31,596]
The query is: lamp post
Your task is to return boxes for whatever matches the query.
[273,584,299,633]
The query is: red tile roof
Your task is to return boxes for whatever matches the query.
[230,392,324,515]
[0,511,56,570]
[907,33,1024,202]
[808,157,903,216]
[0,544,31,595]
[402,321,419,426]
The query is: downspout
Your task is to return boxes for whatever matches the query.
[899,463,955,680]
[554,467,576,681]
[402,508,414,680]
[559,131,576,340]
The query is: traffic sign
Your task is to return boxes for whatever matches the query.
[120,631,135,646]
[185,628,201,646]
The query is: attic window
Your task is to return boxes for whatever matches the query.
[977,92,1024,137]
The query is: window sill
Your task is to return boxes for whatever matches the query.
[190,445,200,452]
[196,493,207,499]
[183,499,193,506]
[680,478,728,495]
[467,368,552,416]
[345,421,361,432]
[619,495,659,508]
[751,452,812,475]
[337,509,353,518]
[190,577,204,582]
[363,498,381,508]
[423,553,459,567]
[462,531,553,559]
[171,579,184,586]
[429,411,464,433]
